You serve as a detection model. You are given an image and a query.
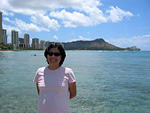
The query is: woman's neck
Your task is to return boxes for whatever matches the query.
[48,65,60,70]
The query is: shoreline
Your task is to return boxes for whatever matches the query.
[0,50,45,52]
[0,50,13,52]
[0,49,149,52]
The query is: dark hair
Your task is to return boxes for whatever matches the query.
[44,42,66,66]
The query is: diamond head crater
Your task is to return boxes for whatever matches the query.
[62,38,140,51]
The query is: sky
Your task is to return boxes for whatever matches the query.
[0,0,150,50]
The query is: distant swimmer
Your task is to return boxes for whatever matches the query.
[31,54,36,56]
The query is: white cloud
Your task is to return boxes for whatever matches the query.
[14,18,48,32]
[0,0,45,15]
[50,7,107,27]
[79,35,91,40]
[0,0,101,15]
[53,35,59,40]
[3,17,13,23]
[87,32,91,35]
[106,35,150,50]
[4,15,60,32]
[0,0,134,31]
[0,0,10,10]
[106,6,133,22]
[3,17,52,32]
[16,19,40,31]
[1,10,14,16]
[3,0,102,12]
[79,2,107,24]
[3,17,51,43]
[49,1,107,27]
[50,10,91,27]
[31,14,60,31]
[69,35,91,42]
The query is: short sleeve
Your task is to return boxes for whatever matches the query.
[33,70,39,83]
[68,69,76,84]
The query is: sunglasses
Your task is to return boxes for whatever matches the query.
[48,52,61,56]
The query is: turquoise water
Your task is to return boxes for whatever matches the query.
[0,50,150,113]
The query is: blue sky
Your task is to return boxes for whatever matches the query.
[0,0,150,50]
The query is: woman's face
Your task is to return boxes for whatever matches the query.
[47,48,61,69]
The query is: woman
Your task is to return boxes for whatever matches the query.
[33,43,77,113]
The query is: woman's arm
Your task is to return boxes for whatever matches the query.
[69,82,77,99]
[36,83,40,95]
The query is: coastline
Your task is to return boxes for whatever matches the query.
[0,49,145,52]
[0,49,45,52]
[0,50,13,52]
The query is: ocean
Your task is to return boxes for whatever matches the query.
[0,50,150,113]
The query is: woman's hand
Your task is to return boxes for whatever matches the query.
[69,82,77,99]
[36,83,40,95]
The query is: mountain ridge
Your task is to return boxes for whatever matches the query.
[62,38,125,50]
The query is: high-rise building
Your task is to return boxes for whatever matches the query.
[24,33,30,48]
[19,38,25,48]
[32,38,39,49]
[19,38,24,44]
[45,41,51,48]
[40,40,45,49]
[2,29,7,44]
[0,11,2,43]
[11,30,19,49]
